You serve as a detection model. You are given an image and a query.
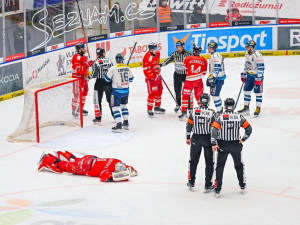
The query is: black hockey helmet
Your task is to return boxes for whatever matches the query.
[200,93,210,106]
[245,40,256,48]
[96,47,105,56]
[148,42,158,50]
[193,45,202,55]
[116,53,124,63]
[224,98,235,110]
[176,40,185,48]
[75,43,85,52]
[207,42,218,51]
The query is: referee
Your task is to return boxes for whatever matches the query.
[91,47,114,124]
[160,40,192,112]
[211,98,252,198]
[186,93,216,191]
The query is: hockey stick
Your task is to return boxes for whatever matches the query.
[75,0,90,58]
[234,82,245,110]
[126,36,143,66]
[160,76,182,112]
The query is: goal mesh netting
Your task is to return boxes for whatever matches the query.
[8,78,83,143]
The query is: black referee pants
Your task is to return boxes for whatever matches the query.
[94,78,113,118]
[215,140,245,192]
[174,72,186,106]
[189,134,214,187]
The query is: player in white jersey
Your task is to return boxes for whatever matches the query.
[206,42,226,113]
[238,40,265,117]
[105,54,134,132]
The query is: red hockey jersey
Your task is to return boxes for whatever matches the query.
[71,54,90,78]
[184,55,207,81]
[143,51,161,80]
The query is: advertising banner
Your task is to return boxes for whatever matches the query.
[278,26,300,50]
[0,62,23,96]
[167,26,273,54]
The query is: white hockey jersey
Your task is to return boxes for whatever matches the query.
[244,51,265,78]
[208,52,226,80]
[105,63,134,93]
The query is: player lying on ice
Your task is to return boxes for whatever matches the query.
[38,151,138,182]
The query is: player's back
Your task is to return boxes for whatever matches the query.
[106,64,133,91]
[87,158,121,177]
[184,55,207,81]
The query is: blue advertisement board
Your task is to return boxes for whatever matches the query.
[167,27,273,55]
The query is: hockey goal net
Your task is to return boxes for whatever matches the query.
[8,78,83,143]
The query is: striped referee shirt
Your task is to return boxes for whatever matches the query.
[91,56,113,79]
[160,50,192,74]
[186,106,216,139]
[211,111,252,145]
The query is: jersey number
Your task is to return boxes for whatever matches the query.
[191,65,202,73]
[120,72,129,83]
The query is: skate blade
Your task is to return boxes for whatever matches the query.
[123,126,129,130]
[189,187,195,192]
[214,193,220,198]
[241,190,246,194]
[154,111,165,114]
[203,189,213,193]
[112,130,123,133]
[93,122,101,125]
[148,115,154,118]
[254,114,260,118]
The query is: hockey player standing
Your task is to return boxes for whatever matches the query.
[238,40,265,117]
[206,42,226,113]
[91,47,114,124]
[71,43,93,116]
[160,40,192,112]
[186,93,216,192]
[211,98,252,198]
[143,42,166,117]
[179,45,207,120]
[105,54,134,132]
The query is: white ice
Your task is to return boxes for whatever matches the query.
[0,55,299,225]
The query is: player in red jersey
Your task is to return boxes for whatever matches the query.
[143,42,166,117]
[179,45,207,120]
[71,43,93,117]
[38,151,138,182]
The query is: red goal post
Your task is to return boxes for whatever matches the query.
[8,78,83,143]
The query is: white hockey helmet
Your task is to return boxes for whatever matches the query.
[115,162,126,172]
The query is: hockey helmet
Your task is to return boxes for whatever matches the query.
[148,42,158,50]
[116,53,124,63]
[96,47,105,56]
[245,40,256,48]
[224,98,235,110]
[75,43,85,52]
[200,93,210,106]
[193,45,202,55]
[176,40,185,48]
[207,42,218,51]
[115,162,126,172]
[233,8,239,12]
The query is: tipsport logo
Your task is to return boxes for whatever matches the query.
[167,27,273,54]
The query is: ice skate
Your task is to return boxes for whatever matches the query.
[238,105,250,116]
[112,122,122,133]
[154,106,166,114]
[254,107,261,117]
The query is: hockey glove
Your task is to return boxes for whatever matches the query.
[85,60,93,67]
[255,77,262,86]
[206,76,216,87]
[241,72,247,82]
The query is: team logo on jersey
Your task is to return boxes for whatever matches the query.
[195,109,201,115]
[245,61,253,70]
[223,114,229,120]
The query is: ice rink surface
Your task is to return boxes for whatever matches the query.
[0,55,299,225]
